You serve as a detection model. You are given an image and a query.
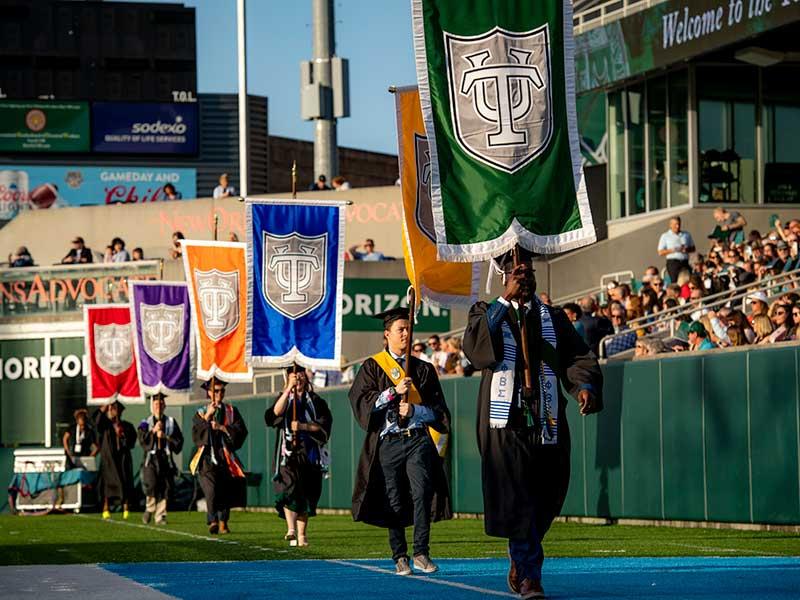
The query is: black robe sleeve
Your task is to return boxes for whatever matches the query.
[309,392,333,445]
[226,406,248,452]
[138,419,156,452]
[462,301,502,370]
[349,359,393,433]
[414,359,450,434]
[552,309,604,413]
[167,421,184,454]
[192,411,211,447]
[121,421,138,451]
[93,409,111,443]
[264,397,285,429]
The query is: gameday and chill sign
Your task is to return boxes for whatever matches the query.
[91,102,199,154]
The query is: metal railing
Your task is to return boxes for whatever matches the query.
[573,0,667,35]
[598,266,800,358]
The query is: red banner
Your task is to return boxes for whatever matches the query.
[84,304,142,404]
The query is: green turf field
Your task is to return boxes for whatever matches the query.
[0,513,798,565]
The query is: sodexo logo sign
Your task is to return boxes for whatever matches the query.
[91,102,198,155]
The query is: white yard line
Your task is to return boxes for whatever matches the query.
[328,559,516,598]
[662,542,786,557]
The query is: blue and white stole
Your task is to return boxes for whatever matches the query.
[489,298,559,445]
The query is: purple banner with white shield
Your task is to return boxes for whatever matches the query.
[129,281,193,395]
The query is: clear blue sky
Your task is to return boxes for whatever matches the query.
[134,0,417,155]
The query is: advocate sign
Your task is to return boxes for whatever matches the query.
[92,102,199,154]
[575,0,800,93]
[0,101,90,153]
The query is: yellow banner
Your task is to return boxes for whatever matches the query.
[394,86,478,307]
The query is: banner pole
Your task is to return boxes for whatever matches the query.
[291,160,297,200]
[398,286,416,429]
[513,245,538,430]
[213,213,219,242]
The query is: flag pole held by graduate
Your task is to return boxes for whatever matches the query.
[393,84,480,307]
[411,0,596,261]
[245,197,348,369]
[397,286,416,429]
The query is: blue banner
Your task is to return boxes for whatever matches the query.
[245,200,346,368]
[91,102,199,154]
[0,165,196,221]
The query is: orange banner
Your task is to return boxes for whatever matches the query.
[395,86,479,307]
[181,240,252,382]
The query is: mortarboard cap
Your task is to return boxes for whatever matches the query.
[490,247,537,272]
[374,306,410,330]
[201,379,228,391]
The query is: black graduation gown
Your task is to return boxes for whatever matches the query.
[191,404,248,511]
[93,410,137,502]
[462,301,603,540]
[265,390,332,518]
[349,353,453,528]
[138,416,184,501]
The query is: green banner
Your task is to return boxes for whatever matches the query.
[575,0,800,93]
[342,278,451,332]
[411,0,596,260]
[0,101,90,152]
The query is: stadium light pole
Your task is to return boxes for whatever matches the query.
[237,0,249,198]
[312,0,337,182]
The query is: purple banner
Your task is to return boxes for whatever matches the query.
[130,281,192,395]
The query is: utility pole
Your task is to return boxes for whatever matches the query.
[236,0,249,198]
[301,0,349,185]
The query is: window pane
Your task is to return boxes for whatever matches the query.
[648,76,667,211]
[774,105,800,163]
[608,91,626,220]
[668,70,689,207]
[627,84,646,215]
[734,101,756,204]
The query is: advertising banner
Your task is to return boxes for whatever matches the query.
[342,278,450,332]
[0,165,196,221]
[0,101,90,153]
[575,0,800,93]
[92,102,199,154]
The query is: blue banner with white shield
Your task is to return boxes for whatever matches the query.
[245,199,346,368]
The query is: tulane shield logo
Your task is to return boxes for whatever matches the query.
[140,303,184,364]
[444,25,553,173]
[263,232,327,320]
[195,269,240,341]
[94,323,134,375]
[414,133,436,243]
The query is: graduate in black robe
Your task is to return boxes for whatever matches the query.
[462,250,603,599]
[265,365,332,547]
[190,379,248,534]
[94,400,137,520]
[138,393,184,525]
[349,307,452,576]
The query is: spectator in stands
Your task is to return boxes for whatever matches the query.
[640,286,659,316]
[604,303,638,357]
[687,321,716,351]
[752,314,775,343]
[9,246,33,267]
[775,241,791,271]
[765,303,794,344]
[308,175,331,191]
[349,238,386,261]
[427,334,448,374]
[106,237,131,263]
[641,266,660,286]
[578,296,612,353]
[539,292,552,306]
[445,337,472,376]
[657,216,695,283]
[411,340,431,363]
[709,207,746,243]
[331,175,351,191]
[562,302,586,340]
[634,338,664,359]
[169,231,185,260]
[728,310,756,344]
[162,183,182,201]
[132,247,144,261]
[62,236,93,264]
[650,275,665,301]
[747,291,770,323]
[228,232,239,242]
[213,173,236,199]
[727,327,747,346]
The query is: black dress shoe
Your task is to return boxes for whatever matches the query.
[208,521,219,535]
[519,577,545,599]
[507,560,520,594]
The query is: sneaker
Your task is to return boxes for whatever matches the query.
[208,521,219,535]
[155,517,167,526]
[519,578,545,599]
[219,521,230,535]
[142,511,152,525]
[395,557,412,576]
[284,530,296,541]
[413,554,439,574]
[102,510,111,520]
[122,510,129,520]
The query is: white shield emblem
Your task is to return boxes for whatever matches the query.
[194,269,240,341]
[263,232,327,320]
[444,25,553,173]
[414,133,436,243]
[94,323,134,375]
[140,303,184,364]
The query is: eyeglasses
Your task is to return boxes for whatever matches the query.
[611,314,624,320]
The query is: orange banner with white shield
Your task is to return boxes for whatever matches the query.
[181,240,252,382]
